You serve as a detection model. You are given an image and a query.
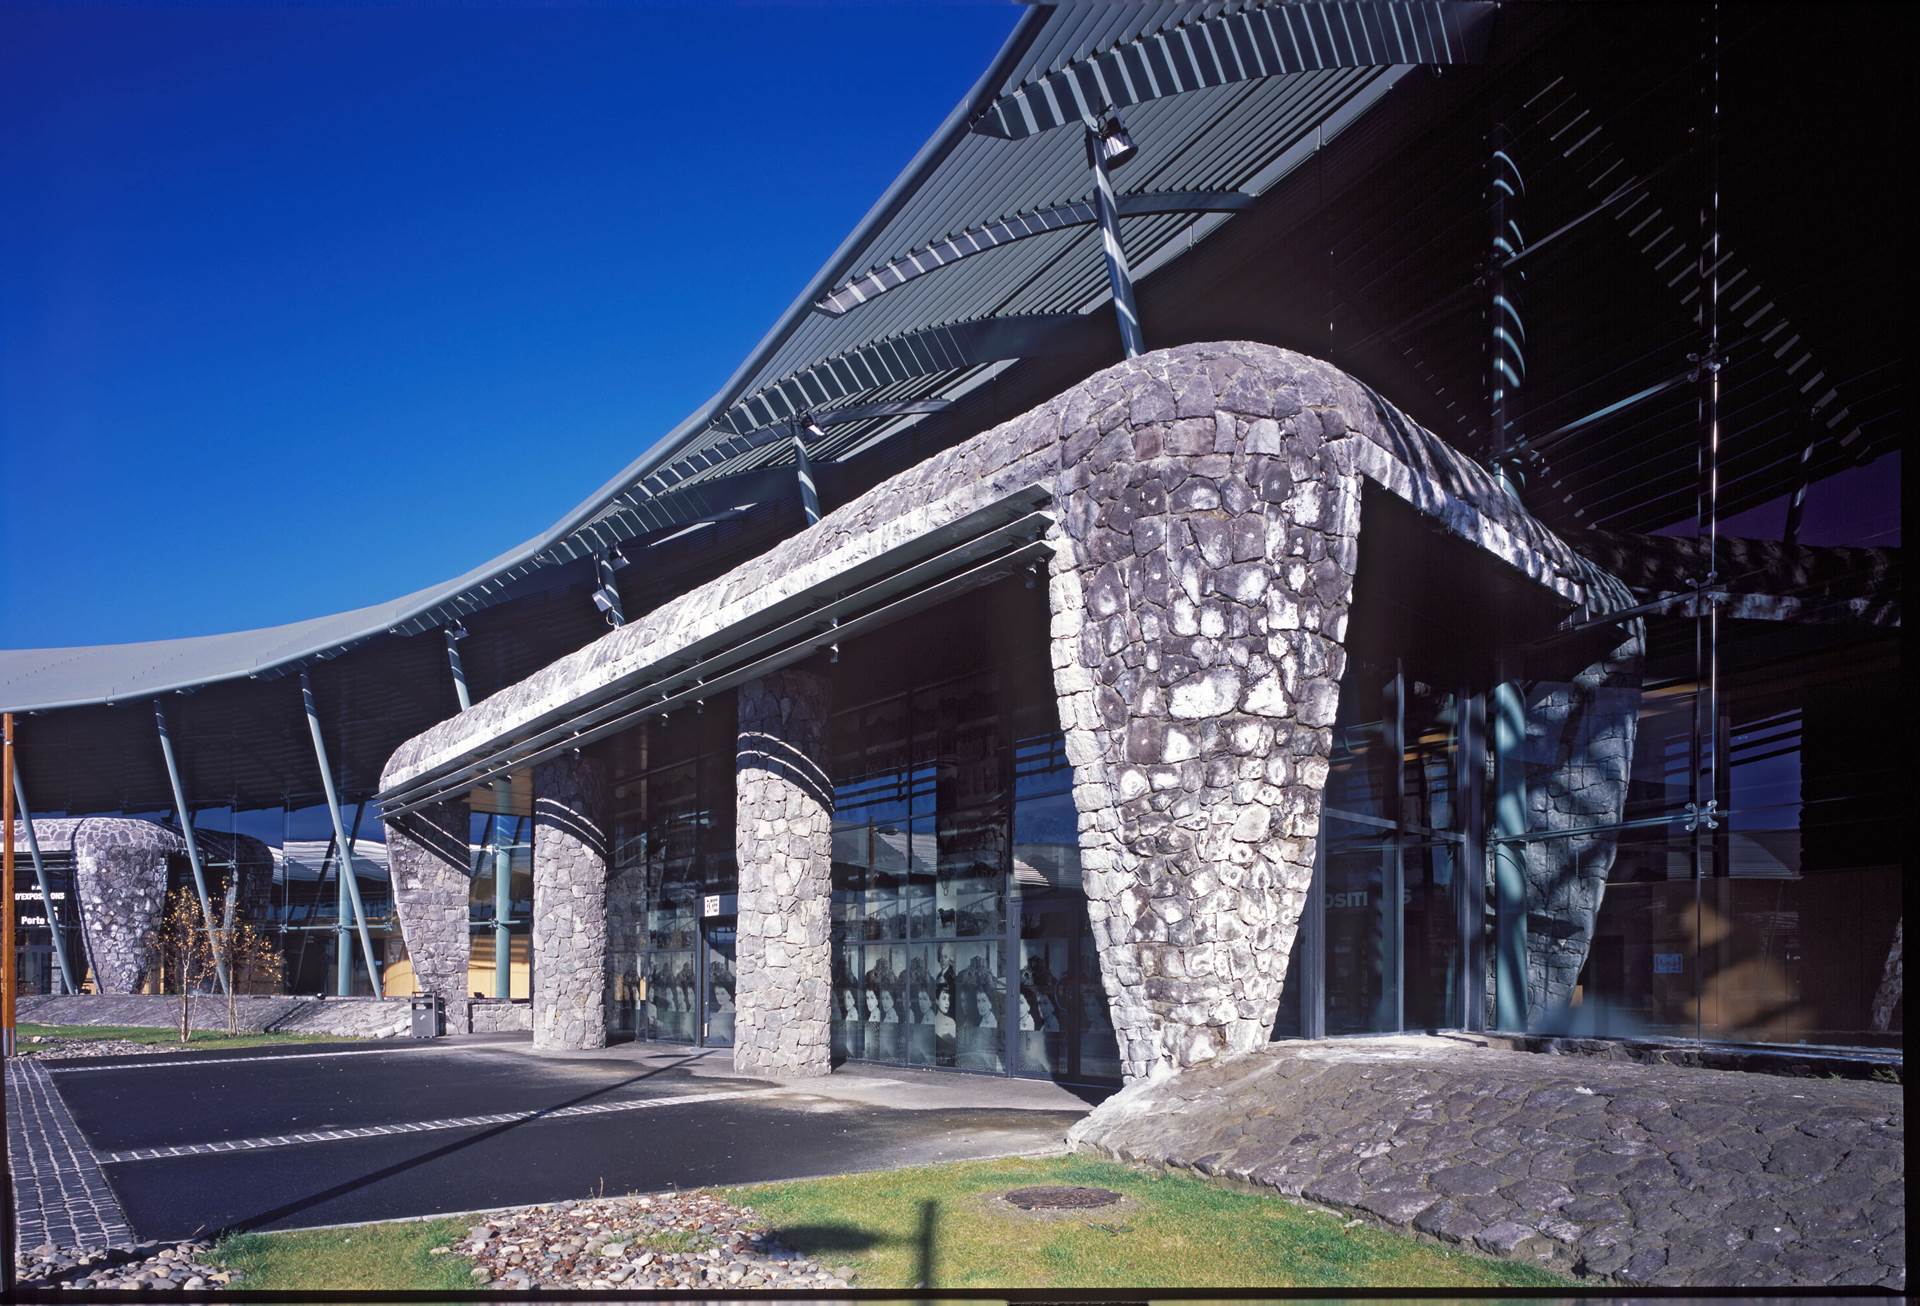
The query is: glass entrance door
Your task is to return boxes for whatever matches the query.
[702,917,736,1047]
[1300,657,1475,1038]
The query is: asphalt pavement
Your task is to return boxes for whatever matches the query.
[36,1038,1098,1241]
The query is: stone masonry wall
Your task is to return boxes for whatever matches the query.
[733,670,835,1078]
[386,798,473,1002]
[381,343,1630,1079]
[16,992,411,1036]
[532,751,609,1050]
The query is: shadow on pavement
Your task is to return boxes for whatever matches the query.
[209,1051,711,1237]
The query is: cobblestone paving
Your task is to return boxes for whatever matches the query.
[1068,1037,1904,1289]
[5,1059,134,1253]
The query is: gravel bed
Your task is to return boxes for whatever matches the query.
[19,1035,187,1061]
[455,1191,855,1291]
[13,1240,235,1290]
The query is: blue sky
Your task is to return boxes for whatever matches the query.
[0,1,1017,648]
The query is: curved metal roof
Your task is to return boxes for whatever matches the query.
[0,1,1497,714]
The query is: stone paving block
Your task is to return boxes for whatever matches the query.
[5,1059,134,1253]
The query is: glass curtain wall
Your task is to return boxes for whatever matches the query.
[828,650,1118,1082]
[461,769,534,1002]
[1511,613,1902,1046]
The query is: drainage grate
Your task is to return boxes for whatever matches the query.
[1002,1185,1123,1211]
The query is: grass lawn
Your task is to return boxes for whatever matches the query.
[726,1155,1573,1290]
[195,1156,1573,1291]
[214,1219,473,1293]
[18,1022,357,1052]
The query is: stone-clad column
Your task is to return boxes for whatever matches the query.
[71,819,178,994]
[532,752,610,1050]
[733,670,834,1078]
[1045,349,1369,1080]
[386,799,473,1002]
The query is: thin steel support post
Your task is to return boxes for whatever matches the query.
[493,815,512,1000]
[300,672,382,995]
[1457,689,1488,1031]
[154,702,231,994]
[1088,131,1144,360]
[10,768,76,994]
[1491,671,1528,1033]
[445,628,472,711]
[1302,842,1326,1040]
[1384,662,1406,1033]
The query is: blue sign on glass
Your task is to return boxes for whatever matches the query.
[1652,952,1685,975]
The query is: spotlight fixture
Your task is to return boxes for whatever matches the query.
[829,642,841,665]
[1088,109,1136,170]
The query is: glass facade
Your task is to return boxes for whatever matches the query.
[605,703,738,1046]
[827,584,1118,1082]
[1269,497,1902,1051]
[1513,614,1903,1046]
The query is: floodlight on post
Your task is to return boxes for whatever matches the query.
[1090,110,1137,170]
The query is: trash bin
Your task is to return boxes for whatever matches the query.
[409,994,444,1039]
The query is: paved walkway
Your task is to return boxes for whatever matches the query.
[1069,1036,1904,1290]
[5,1059,135,1253]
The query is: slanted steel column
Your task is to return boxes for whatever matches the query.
[445,626,472,711]
[154,701,230,994]
[1086,113,1144,360]
[1489,123,1525,496]
[300,672,382,995]
[332,804,365,996]
[11,768,76,994]
[591,552,627,627]
[493,816,513,1001]
[1486,121,1529,1031]
[792,433,823,527]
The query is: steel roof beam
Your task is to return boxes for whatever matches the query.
[970,2,1495,142]
[814,192,1252,317]
[714,315,1076,439]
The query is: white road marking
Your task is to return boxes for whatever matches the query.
[99,1087,771,1165]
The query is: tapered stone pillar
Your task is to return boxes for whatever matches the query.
[1043,349,1370,1080]
[532,752,609,1050]
[386,798,473,1002]
[733,670,834,1078]
[71,819,176,994]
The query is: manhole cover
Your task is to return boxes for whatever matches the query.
[1002,1185,1123,1211]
